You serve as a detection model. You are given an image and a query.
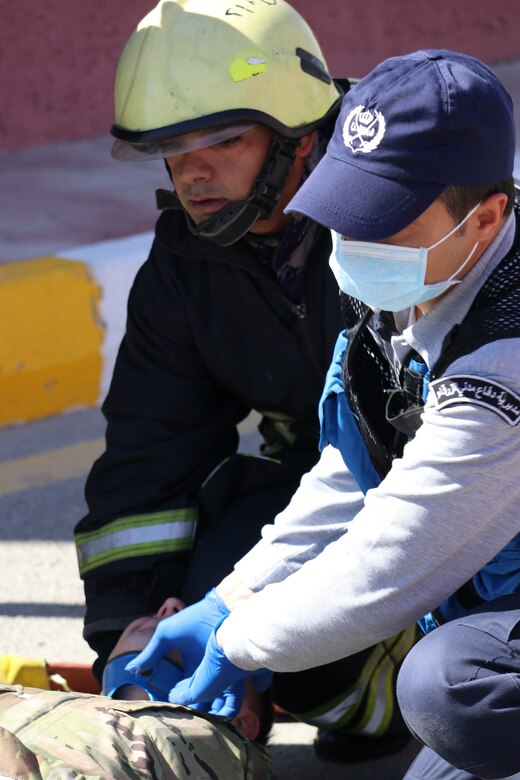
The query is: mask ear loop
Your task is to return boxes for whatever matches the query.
[444,240,479,284]
[426,201,482,283]
[427,201,482,251]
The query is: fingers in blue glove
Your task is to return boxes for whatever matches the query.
[167,677,195,706]
[208,683,245,718]
[124,588,230,677]
[165,620,271,720]
[168,679,245,719]
[125,635,164,675]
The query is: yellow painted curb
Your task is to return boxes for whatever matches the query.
[0,257,103,425]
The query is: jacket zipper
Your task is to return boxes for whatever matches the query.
[183,228,329,378]
[239,265,324,378]
[290,300,323,375]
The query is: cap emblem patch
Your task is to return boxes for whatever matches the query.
[343,105,386,154]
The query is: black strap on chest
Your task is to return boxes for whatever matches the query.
[385,355,429,437]
[340,295,406,477]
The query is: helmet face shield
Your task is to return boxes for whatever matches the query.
[111,122,255,162]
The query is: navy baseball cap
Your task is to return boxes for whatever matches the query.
[287,50,515,240]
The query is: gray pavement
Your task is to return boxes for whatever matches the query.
[0,135,165,264]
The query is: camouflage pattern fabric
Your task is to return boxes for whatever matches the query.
[0,684,273,779]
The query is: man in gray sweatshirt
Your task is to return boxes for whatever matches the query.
[127,50,520,779]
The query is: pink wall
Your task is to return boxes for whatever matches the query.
[3,0,520,152]
[2,0,152,151]
[296,0,520,78]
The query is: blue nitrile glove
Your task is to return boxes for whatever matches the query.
[125,588,229,680]
[168,618,273,718]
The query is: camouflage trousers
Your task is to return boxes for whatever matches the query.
[0,684,272,780]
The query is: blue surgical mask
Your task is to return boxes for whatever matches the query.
[329,203,481,312]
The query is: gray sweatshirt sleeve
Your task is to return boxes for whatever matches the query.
[220,340,520,672]
[234,444,364,590]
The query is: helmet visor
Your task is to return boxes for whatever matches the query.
[111,122,255,162]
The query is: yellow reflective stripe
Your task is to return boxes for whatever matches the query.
[303,689,359,727]
[298,625,417,730]
[353,625,418,737]
[298,642,387,727]
[357,652,396,736]
[78,538,194,575]
[75,509,195,544]
[75,509,197,575]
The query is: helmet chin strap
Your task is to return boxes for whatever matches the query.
[156,135,299,246]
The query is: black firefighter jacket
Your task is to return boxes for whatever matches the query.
[75,207,343,673]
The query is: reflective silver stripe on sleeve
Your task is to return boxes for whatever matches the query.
[297,625,417,732]
[75,509,197,575]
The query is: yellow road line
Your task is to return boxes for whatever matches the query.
[0,438,104,498]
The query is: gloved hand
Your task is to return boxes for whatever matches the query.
[168,618,273,718]
[125,588,229,680]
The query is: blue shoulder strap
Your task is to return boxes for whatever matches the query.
[319,331,380,495]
